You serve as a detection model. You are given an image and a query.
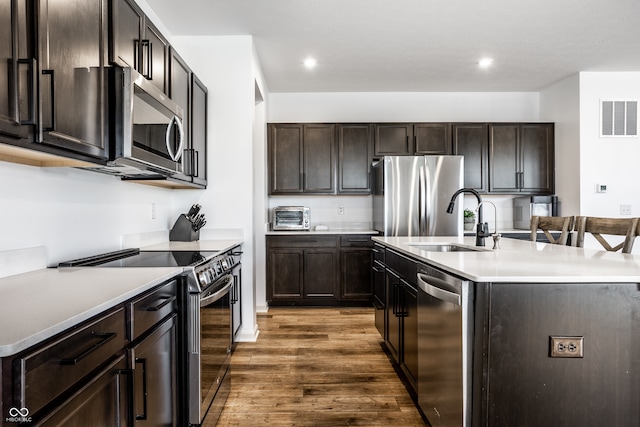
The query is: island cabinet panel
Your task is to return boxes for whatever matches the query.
[489,123,554,194]
[452,123,488,193]
[476,282,640,427]
[337,124,372,194]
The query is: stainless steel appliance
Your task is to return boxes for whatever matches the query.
[80,67,185,178]
[272,206,310,230]
[372,156,464,236]
[58,246,241,426]
[417,266,473,427]
[513,195,558,229]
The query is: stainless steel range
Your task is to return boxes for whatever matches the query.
[59,246,241,426]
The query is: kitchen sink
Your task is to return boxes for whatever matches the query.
[407,243,481,252]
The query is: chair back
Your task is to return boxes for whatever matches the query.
[530,216,574,245]
[574,216,639,253]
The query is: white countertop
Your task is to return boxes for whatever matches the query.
[373,236,640,283]
[0,267,181,357]
[140,239,243,252]
[0,239,245,357]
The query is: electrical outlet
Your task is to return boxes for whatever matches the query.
[620,204,632,215]
[338,205,344,215]
[549,336,584,358]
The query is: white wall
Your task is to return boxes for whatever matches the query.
[540,74,581,216]
[0,159,181,266]
[578,72,640,217]
[269,92,540,123]
[171,35,263,340]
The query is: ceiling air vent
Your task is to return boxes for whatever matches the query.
[600,100,638,137]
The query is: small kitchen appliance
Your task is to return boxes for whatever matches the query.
[272,206,310,230]
[513,196,558,229]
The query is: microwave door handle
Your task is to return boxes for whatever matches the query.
[165,115,185,162]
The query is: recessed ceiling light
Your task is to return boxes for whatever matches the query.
[303,57,317,69]
[478,57,494,68]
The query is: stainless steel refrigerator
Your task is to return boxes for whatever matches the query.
[372,156,464,236]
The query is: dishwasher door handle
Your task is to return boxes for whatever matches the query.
[417,273,461,306]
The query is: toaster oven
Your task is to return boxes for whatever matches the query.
[272,206,310,230]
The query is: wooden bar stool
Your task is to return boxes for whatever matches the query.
[574,216,639,253]
[530,215,575,245]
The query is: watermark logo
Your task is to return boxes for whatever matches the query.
[6,407,32,423]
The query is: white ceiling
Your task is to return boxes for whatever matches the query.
[147,0,640,93]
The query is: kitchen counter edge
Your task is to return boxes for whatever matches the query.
[373,235,640,283]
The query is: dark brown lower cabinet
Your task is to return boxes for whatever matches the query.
[34,356,129,427]
[266,234,373,305]
[0,279,179,427]
[384,249,418,393]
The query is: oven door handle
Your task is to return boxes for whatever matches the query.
[200,276,233,307]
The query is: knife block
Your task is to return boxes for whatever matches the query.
[169,214,200,242]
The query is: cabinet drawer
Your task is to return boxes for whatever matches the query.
[130,279,178,341]
[386,249,418,285]
[339,235,373,247]
[267,235,337,248]
[372,243,385,263]
[13,308,126,416]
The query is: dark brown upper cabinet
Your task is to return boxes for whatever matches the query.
[111,0,169,94]
[374,123,451,156]
[414,123,451,154]
[269,123,336,194]
[374,123,413,156]
[452,123,488,193]
[37,0,109,160]
[0,0,35,143]
[337,124,372,194]
[489,123,554,194]
[190,74,208,187]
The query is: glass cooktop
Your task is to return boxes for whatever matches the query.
[58,249,220,268]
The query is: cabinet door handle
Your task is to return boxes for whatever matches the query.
[194,150,199,177]
[142,295,176,311]
[141,39,152,79]
[59,332,116,365]
[135,358,148,420]
[16,58,37,125]
[41,69,56,132]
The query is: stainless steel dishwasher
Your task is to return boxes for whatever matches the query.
[417,266,473,427]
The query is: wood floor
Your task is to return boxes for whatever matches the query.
[213,307,427,427]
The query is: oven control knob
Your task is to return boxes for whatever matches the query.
[198,271,208,287]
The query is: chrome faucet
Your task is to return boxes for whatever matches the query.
[446,188,490,246]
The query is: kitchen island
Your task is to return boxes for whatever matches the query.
[373,236,640,427]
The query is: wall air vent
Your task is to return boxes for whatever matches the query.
[600,100,638,137]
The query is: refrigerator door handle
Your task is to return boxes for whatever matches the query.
[419,165,427,235]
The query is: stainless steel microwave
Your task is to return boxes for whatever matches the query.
[272,206,310,230]
[81,67,185,178]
